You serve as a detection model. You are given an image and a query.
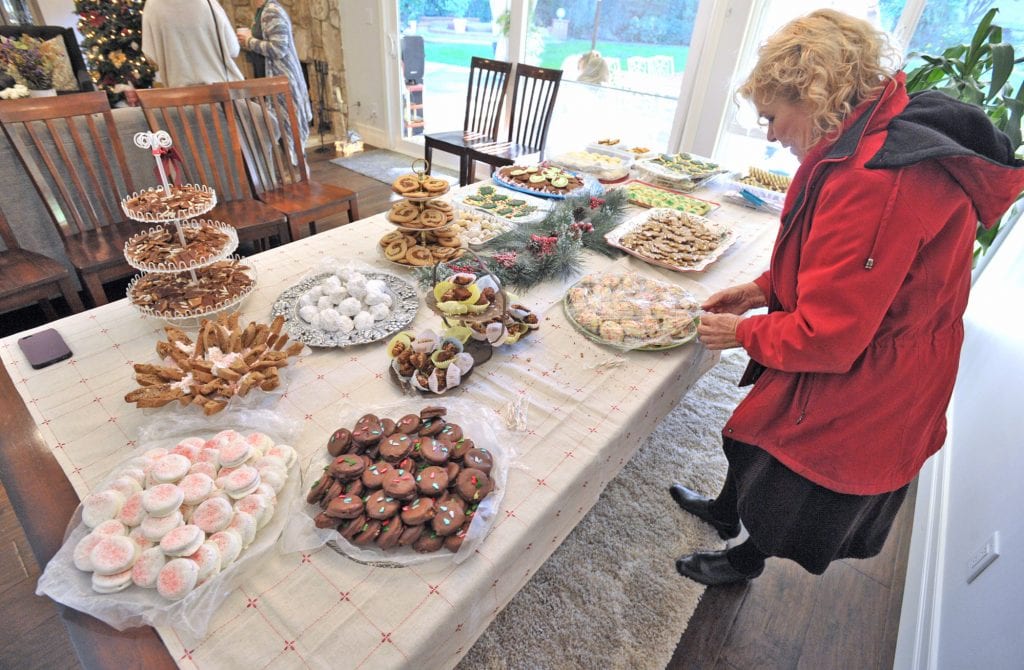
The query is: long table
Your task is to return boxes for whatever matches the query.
[0,185,775,668]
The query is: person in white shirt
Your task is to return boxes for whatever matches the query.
[142,0,243,87]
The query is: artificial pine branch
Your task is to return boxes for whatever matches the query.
[415,186,630,291]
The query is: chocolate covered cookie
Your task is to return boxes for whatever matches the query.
[400,497,436,526]
[325,494,365,519]
[463,448,493,475]
[415,466,449,496]
[361,461,392,489]
[376,517,404,550]
[395,414,421,434]
[382,468,417,500]
[365,490,401,520]
[329,455,366,481]
[380,434,414,463]
[327,428,352,457]
[432,497,466,536]
[455,468,492,503]
[417,437,451,465]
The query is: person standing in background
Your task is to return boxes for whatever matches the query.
[142,0,244,87]
[237,0,312,148]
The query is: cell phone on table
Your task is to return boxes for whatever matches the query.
[18,328,73,369]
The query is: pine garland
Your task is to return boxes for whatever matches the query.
[75,0,155,104]
[417,187,629,291]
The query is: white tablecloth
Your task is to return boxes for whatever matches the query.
[0,185,775,668]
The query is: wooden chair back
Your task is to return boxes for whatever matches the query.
[225,77,307,195]
[506,64,562,154]
[135,84,253,202]
[0,91,134,240]
[464,57,512,138]
[0,205,20,251]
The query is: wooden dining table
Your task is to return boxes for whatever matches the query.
[0,182,776,669]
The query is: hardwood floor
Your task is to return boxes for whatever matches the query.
[0,148,913,669]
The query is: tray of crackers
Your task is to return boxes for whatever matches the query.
[270,269,418,348]
[126,258,257,320]
[378,229,465,267]
[123,219,239,272]
[605,208,737,273]
[124,313,304,415]
[563,272,700,350]
[385,197,455,231]
[121,184,217,222]
[621,180,720,217]
[294,401,508,566]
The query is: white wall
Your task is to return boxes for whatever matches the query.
[896,217,1024,668]
[34,0,75,29]
[338,0,390,149]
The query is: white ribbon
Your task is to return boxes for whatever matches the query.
[134,130,173,195]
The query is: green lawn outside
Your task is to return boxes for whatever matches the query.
[425,38,689,72]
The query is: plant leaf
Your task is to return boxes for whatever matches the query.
[988,43,1014,102]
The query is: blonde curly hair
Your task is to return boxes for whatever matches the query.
[739,9,899,144]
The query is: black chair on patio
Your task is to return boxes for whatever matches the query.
[466,63,563,184]
[423,56,512,186]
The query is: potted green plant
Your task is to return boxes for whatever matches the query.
[0,35,59,96]
[905,8,1024,259]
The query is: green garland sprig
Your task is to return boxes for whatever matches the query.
[416,187,629,291]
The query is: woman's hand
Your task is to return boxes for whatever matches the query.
[701,282,766,315]
[236,27,252,45]
[697,313,744,350]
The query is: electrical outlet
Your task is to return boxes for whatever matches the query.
[368,103,379,121]
[966,531,1000,584]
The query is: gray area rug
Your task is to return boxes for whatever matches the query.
[459,349,752,670]
[330,149,459,185]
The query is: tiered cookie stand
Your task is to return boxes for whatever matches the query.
[379,160,466,267]
[121,132,256,323]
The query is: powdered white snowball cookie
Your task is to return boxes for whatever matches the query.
[298,293,317,307]
[369,303,391,321]
[324,283,347,302]
[323,275,342,291]
[364,279,387,294]
[319,308,344,332]
[346,274,367,300]
[363,289,392,307]
[334,267,355,282]
[306,312,323,330]
[306,286,324,301]
[337,315,355,334]
[337,296,362,317]
[316,296,334,310]
[298,305,319,324]
[353,311,375,331]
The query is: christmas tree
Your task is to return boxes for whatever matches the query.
[75,0,155,103]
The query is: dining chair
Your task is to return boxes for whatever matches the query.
[135,84,290,250]
[0,91,138,307]
[423,56,513,186]
[0,205,85,318]
[466,63,563,184]
[225,77,360,241]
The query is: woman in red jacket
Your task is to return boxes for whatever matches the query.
[673,9,1024,585]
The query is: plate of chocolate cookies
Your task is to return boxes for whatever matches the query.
[285,401,509,566]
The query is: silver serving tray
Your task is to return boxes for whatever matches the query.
[270,272,419,348]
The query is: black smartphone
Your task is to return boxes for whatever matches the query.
[18,328,73,370]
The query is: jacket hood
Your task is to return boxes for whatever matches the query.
[866,87,1024,227]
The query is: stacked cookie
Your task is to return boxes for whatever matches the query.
[379,229,464,267]
[72,430,295,600]
[307,407,495,554]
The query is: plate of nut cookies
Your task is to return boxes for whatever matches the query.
[283,400,509,566]
[605,208,738,273]
[124,312,305,415]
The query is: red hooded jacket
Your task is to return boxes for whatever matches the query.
[726,74,1024,495]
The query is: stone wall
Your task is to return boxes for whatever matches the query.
[223,0,349,145]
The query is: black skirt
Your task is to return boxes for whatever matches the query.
[724,438,909,574]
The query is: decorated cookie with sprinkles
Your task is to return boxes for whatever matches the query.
[400,497,436,526]
[463,448,493,476]
[376,516,405,550]
[365,490,401,520]
[431,497,466,536]
[327,428,352,457]
[395,414,421,434]
[380,434,414,463]
[436,422,464,445]
[415,466,449,496]
[455,468,493,503]
[417,437,451,465]
[448,437,475,462]
[325,494,365,519]
[382,468,417,500]
[329,454,366,481]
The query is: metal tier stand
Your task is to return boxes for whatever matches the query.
[121,131,253,323]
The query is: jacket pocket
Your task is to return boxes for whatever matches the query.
[793,372,816,425]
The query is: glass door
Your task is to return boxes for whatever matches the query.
[392,1,509,155]
[524,0,698,154]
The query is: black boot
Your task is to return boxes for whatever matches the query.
[675,550,763,586]
[669,484,740,540]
